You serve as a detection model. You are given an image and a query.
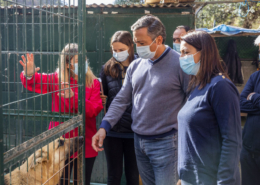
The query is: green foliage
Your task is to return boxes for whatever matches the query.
[0,0,66,6]
[196,1,260,29]
[113,0,144,5]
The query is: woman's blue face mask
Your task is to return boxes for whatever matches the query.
[113,50,129,62]
[179,51,200,76]
[72,60,88,75]
[173,43,181,53]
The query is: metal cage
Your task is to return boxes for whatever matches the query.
[0,0,87,183]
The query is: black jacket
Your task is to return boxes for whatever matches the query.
[223,39,243,84]
[100,60,133,133]
[240,71,260,153]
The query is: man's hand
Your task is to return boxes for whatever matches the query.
[176,180,181,185]
[92,128,106,152]
[247,92,256,100]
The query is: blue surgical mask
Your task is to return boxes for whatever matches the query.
[73,61,88,75]
[113,50,129,62]
[136,39,158,59]
[173,43,181,53]
[179,52,200,75]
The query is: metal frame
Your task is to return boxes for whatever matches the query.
[0,31,4,185]
[0,0,86,183]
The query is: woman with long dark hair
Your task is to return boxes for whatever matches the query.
[177,31,242,185]
[99,31,139,185]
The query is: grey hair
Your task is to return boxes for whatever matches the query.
[131,15,166,44]
[254,35,260,46]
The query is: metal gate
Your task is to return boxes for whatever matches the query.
[0,0,87,183]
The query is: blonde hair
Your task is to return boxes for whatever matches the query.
[56,43,96,88]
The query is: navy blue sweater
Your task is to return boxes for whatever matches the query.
[240,71,260,153]
[178,75,242,185]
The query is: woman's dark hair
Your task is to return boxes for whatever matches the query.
[181,30,229,92]
[104,31,134,78]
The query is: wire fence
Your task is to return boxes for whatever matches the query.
[4,116,84,185]
[215,36,259,60]
[0,0,87,183]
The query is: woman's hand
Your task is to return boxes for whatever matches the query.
[247,92,256,100]
[100,92,107,105]
[58,82,74,98]
[19,53,40,76]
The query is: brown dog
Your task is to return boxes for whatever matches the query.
[4,137,84,185]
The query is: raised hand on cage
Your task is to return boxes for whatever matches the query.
[19,53,40,77]
[58,82,74,98]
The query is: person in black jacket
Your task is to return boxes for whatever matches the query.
[240,36,260,185]
[222,39,243,84]
[240,70,260,185]
[100,31,139,185]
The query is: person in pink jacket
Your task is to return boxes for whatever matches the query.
[19,43,103,185]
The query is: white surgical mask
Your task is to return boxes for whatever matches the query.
[173,43,181,53]
[73,61,88,75]
[136,39,158,59]
[113,50,129,62]
[179,52,200,75]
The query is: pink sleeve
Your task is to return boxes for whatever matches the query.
[20,72,55,94]
[85,80,103,118]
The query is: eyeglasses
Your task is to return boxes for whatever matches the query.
[173,38,181,43]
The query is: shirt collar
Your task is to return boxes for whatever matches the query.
[148,45,170,65]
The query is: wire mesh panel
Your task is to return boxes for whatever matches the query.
[215,36,259,60]
[0,0,86,183]
[4,116,84,185]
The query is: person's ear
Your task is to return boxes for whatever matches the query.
[156,36,163,45]
[194,51,201,64]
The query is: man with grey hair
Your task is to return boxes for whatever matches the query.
[92,15,189,185]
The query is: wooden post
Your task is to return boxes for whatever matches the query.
[98,78,107,114]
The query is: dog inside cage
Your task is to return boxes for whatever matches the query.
[4,135,84,185]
